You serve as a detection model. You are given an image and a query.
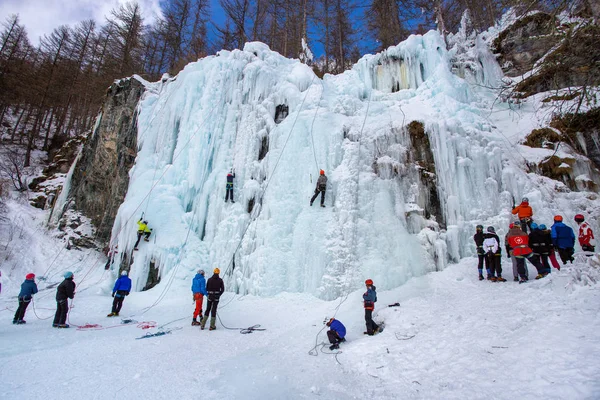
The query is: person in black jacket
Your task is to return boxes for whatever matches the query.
[225,170,235,203]
[528,223,551,278]
[473,225,485,280]
[13,273,38,324]
[310,170,328,207]
[200,268,225,331]
[53,271,76,328]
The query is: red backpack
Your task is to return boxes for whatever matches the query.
[508,232,532,257]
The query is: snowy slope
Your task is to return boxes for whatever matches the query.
[2,249,599,399]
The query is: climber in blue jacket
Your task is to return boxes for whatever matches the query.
[108,270,132,317]
[551,215,575,264]
[191,269,208,326]
[326,317,346,350]
[13,273,38,324]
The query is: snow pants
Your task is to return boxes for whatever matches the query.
[134,231,151,248]
[111,295,125,314]
[310,188,325,206]
[557,247,574,264]
[549,250,561,270]
[515,254,543,280]
[193,293,204,319]
[204,299,219,318]
[477,253,485,273]
[364,309,379,335]
[510,254,519,279]
[532,253,551,275]
[225,186,234,202]
[484,253,502,278]
[13,297,30,322]
[53,299,69,325]
[327,330,343,344]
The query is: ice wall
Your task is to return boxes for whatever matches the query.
[108,31,586,299]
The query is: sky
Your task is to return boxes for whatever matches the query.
[0,0,164,44]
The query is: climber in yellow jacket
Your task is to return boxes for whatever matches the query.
[134,218,152,250]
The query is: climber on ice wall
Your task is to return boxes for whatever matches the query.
[225,169,235,203]
[134,218,152,250]
[310,170,327,207]
[512,197,533,234]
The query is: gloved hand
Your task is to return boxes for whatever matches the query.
[112,292,115,298]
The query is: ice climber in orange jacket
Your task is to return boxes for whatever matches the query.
[512,197,533,234]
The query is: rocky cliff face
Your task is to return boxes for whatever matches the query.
[52,78,144,244]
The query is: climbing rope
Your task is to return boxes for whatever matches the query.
[215,313,265,334]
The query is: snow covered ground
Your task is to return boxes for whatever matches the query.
[2,226,599,399]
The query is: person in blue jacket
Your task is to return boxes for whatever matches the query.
[191,269,208,326]
[107,270,132,317]
[551,215,575,264]
[13,273,38,324]
[363,279,380,335]
[326,318,346,350]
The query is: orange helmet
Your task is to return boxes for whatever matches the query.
[365,279,373,285]
[214,268,220,274]
[320,169,325,175]
[554,215,563,222]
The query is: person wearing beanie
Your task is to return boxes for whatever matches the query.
[200,268,224,330]
[107,270,132,317]
[13,273,38,324]
[191,269,207,326]
[473,225,486,280]
[511,197,534,234]
[505,223,520,281]
[483,226,505,282]
[363,279,380,335]
[53,271,75,328]
[574,214,595,253]
[310,169,328,208]
[528,223,552,278]
[506,224,543,283]
[539,224,561,270]
[326,318,347,350]
[551,215,575,264]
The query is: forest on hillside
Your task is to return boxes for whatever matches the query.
[0,0,594,178]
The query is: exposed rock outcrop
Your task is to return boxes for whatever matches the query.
[53,77,144,243]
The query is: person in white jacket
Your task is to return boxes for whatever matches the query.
[483,226,506,282]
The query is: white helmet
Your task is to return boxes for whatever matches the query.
[121,270,128,276]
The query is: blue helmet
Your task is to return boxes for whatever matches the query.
[530,222,539,230]
[64,271,74,279]
[539,224,547,230]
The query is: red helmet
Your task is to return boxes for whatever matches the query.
[554,215,563,222]
[365,279,373,285]
[320,169,325,175]
[574,214,585,223]
[25,273,35,280]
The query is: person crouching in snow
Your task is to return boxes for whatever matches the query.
[108,270,132,317]
[191,269,207,326]
[483,226,505,281]
[575,214,595,253]
[363,279,379,335]
[326,318,346,350]
[512,197,533,234]
[310,169,328,207]
[13,273,38,324]
[53,271,75,328]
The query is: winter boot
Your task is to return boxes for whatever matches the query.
[479,275,484,281]
[16,320,26,324]
[57,324,70,328]
[309,201,313,206]
[52,323,59,328]
[535,274,546,280]
[320,204,326,208]
[209,317,217,331]
[513,276,519,282]
[107,312,117,317]
[200,316,208,330]
[490,277,497,282]
[329,343,339,350]
[12,320,17,324]
[192,318,201,326]
[496,276,507,282]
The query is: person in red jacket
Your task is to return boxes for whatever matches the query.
[511,197,534,234]
[575,214,595,253]
[506,221,543,283]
